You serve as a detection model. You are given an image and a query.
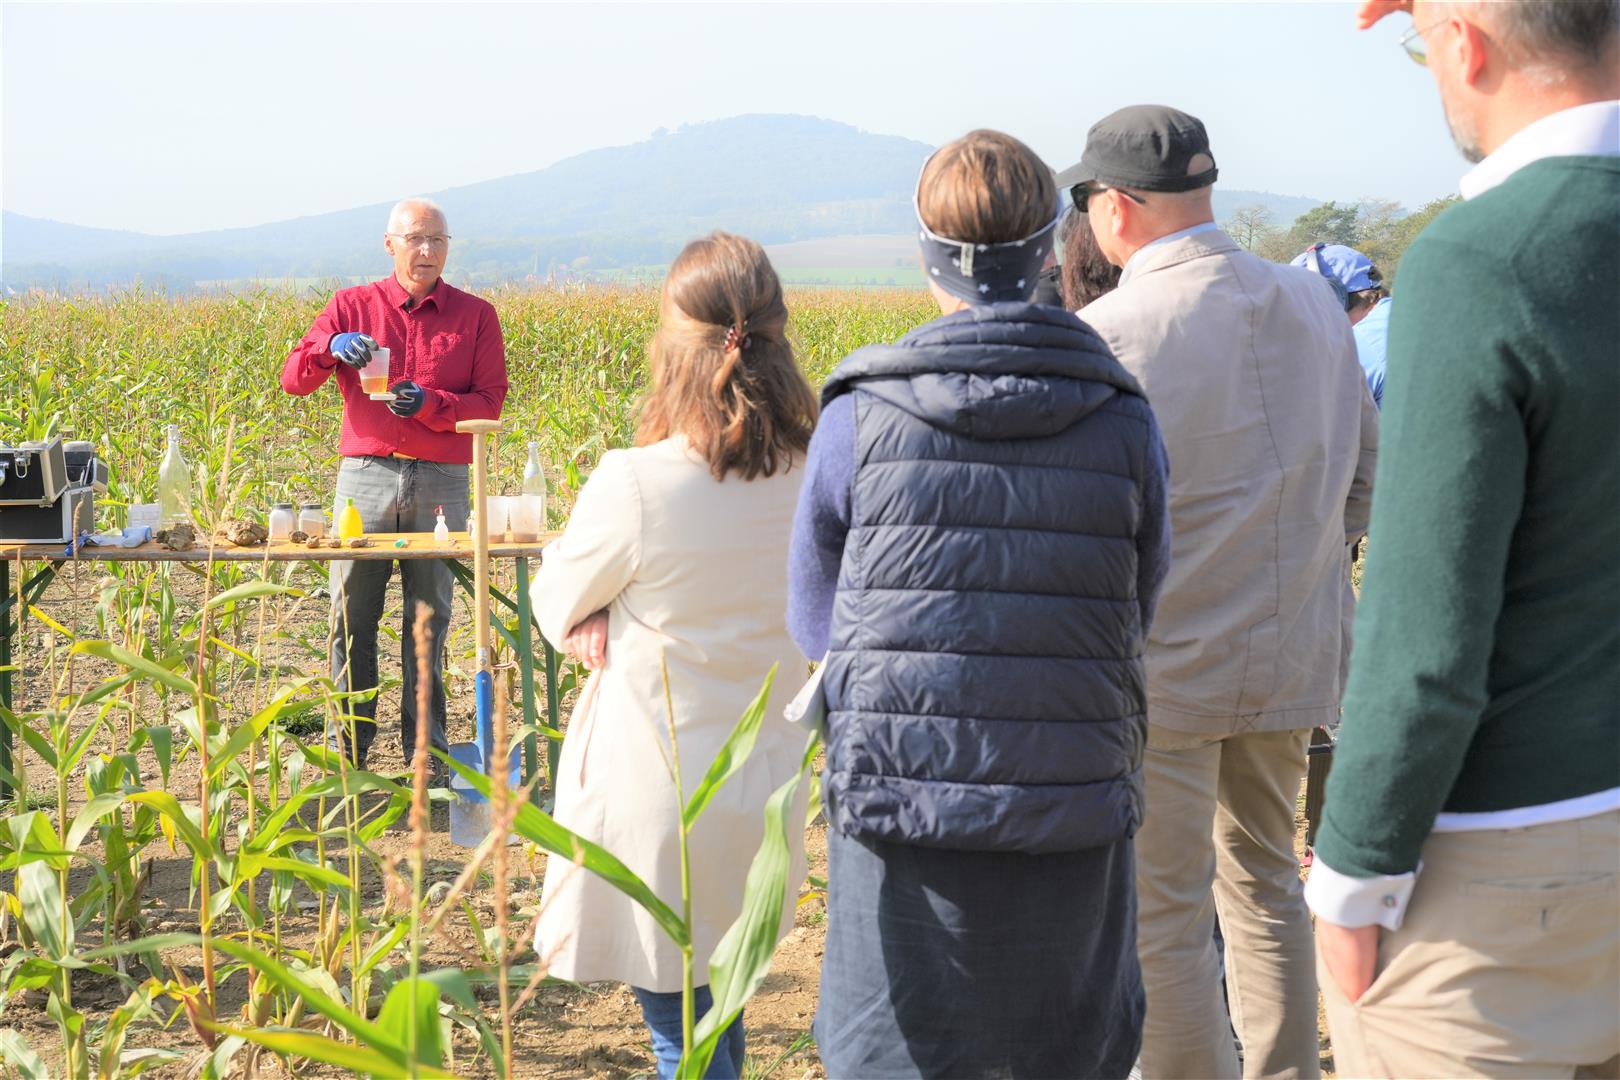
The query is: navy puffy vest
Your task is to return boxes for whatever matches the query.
[821,302,1154,854]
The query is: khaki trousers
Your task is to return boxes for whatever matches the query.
[1136,725,1319,1080]
[1319,810,1620,1079]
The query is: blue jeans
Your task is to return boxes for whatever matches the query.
[328,456,468,766]
[630,985,745,1080]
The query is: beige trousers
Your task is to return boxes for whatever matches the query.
[1319,810,1620,1079]
[1136,725,1319,1080]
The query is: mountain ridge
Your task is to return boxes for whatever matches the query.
[2,114,1323,292]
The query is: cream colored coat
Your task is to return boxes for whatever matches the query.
[1079,228,1378,735]
[530,436,809,991]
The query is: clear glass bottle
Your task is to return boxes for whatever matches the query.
[156,424,192,526]
[521,442,547,530]
[268,502,296,541]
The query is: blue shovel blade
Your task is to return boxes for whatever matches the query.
[450,742,486,802]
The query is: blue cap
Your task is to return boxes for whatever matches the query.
[1290,244,1379,292]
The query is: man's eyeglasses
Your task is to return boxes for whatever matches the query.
[1070,184,1147,214]
[1397,19,1446,66]
[389,233,452,250]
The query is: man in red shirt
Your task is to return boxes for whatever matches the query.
[282,197,508,775]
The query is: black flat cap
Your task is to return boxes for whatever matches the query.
[1056,105,1219,193]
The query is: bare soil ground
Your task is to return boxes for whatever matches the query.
[4,558,1329,1078]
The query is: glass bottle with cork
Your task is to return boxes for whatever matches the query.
[515,442,547,542]
[156,424,193,526]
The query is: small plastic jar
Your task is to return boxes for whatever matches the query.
[298,502,326,538]
[269,503,296,541]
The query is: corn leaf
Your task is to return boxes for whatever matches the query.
[420,967,477,1011]
[135,726,173,787]
[126,791,213,860]
[25,605,75,641]
[60,709,111,776]
[206,680,311,780]
[79,933,199,961]
[71,640,196,695]
[203,581,304,611]
[683,666,776,829]
[679,730,818,1080]
[0,1030,48,1080]
[0,811,71,871]
[18,862,71,962]
[204,939,406,1061]
[65,793,128,851]
[197,1023,449,1078]
[443,751,690,948]
[375,978,445,1071]
[0,706,58,770]
[358,921,410,977]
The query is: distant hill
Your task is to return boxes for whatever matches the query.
[1,115,1326,293]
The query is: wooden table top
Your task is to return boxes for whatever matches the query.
[0,531,557,563]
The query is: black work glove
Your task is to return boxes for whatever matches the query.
[388,380,427,418]
[329,332,379,370]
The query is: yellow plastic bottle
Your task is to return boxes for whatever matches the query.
[337,497,364,541]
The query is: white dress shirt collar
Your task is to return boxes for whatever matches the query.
[1460,100,1620,200]
[1121,221,1222,280]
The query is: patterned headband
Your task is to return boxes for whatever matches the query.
[915,153,1061,305]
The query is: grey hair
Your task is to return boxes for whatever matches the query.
[1449,0,1618,82]
[387,198,447,234]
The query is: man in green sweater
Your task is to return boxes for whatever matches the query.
[1310,2,1619,1076]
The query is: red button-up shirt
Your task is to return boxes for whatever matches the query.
[281,276,508,464]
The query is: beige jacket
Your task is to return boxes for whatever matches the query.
[1079,228,1377,735]
[530,436,809,991]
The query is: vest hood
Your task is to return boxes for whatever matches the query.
[821,302,1145,441]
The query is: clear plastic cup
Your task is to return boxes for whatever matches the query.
[361,346,393,399]
[484,495,511,541]
[509,494,543,543]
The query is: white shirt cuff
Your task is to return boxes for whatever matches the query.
[1304,857,1419,931]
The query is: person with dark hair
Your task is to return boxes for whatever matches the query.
[1059,105,1377,1079]
[1064,208,1124,309]
[789,128,1170,1078]
[531,232,818,1079]
[1313,3,1619,1076]
[1031,208,1070,306]
[1290,243,1392,406]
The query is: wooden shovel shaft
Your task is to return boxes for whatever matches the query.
[457,419,504,669]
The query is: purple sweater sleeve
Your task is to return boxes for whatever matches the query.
[787,394,854,659]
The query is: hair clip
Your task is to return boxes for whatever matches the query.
[723,324,751,352]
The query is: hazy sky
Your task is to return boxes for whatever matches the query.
[3,1,1468,235]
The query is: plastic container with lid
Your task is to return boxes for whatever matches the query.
[268,503,296,541]
[298,502,326,538]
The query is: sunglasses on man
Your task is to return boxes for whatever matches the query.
[1070,184,1149,214]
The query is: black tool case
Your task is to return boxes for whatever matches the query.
[0,438,68,506]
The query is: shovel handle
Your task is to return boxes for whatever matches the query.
[461,419,502,668]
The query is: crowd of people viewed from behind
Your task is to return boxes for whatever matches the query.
[286,0,1617,1076]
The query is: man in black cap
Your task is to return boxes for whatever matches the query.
[1059,105,1379,1079]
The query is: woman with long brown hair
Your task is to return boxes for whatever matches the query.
[531,232,817,1079]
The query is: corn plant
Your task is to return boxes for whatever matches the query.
[0,283,928,1076]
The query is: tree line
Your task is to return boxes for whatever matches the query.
[1224,195,1463,288]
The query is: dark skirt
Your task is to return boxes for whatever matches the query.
[815,829,1142,1079]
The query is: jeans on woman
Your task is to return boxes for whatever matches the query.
[629,984,745,1080]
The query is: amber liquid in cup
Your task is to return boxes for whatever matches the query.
[361,375,389,394]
